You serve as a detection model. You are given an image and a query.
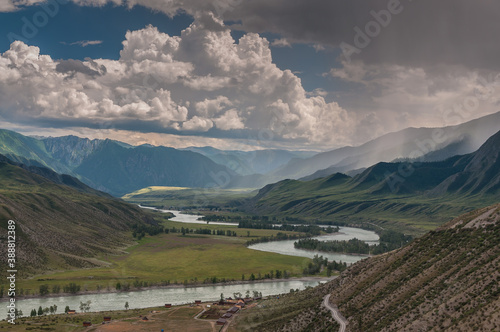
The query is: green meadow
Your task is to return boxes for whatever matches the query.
[17,221,309,294]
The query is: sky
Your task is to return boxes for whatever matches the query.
[0,0,499,151]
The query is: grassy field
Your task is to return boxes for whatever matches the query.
[16,221,310,294]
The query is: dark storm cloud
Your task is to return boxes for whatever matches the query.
[227,0,500,69]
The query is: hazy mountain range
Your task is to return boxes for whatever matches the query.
[0,111,498,196]
[182,146,316,176]
[244,129,500,235]
[0,130,238,196]
[274,111,500,181]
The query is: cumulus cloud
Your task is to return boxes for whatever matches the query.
[0,14,356,147]
[270,38,291,48]
[214,109,244,130]
[182,116,213,131]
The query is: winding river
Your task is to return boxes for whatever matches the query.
[14,208,378,314]
[142,206,379,264]
[248,227,379,264]
[140,205,239,226]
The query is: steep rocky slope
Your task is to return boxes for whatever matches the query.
[249,203,499,331]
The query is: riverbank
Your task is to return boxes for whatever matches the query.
[11,278,333,316]
[0,276,334,302]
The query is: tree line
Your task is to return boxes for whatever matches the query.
[200,214,319,224]
[294,230,413,255]
[246,232,307,246]
[238,221,338,235]
[132,224,238,239]
[302,255,348,276]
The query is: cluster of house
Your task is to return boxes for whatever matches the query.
[213,296,261,326]
[76,296,263,328]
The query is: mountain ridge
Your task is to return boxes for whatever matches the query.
[244,129,500,234]
[274,111,500,181]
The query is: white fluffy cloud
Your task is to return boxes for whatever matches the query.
[271,38,291,48]
[0,14,356,146]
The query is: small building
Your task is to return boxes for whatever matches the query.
[103,316,111,322]
[67,310,76,315]
[195,300,202,305]
[227,306,239,314]
[216,318,227,326]
[165,304,172,308]
[222,313,233,319]
[83,321,92,327]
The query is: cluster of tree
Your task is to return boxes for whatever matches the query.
[202,270,290,285]
[294,230,413,255]
[323,226,340,233]
[302,255,348,276]
[63,283,81,294]
[200,214,242,222]
[220,290,263,302]
[115,282,131,291]
[295,238,371,254]
[326,260,348,276]
[30,304,57,317]
[303,255,328,275]
[79,300,92,312]
[201,214,309,223]
[131,223,164,239]
[246,232,309,246]
[238,221,331,236]
[133,225,239,239]
[243,270,291,280]
[201,215,272,222]
[35,283,77,296]
[169,227,237,236]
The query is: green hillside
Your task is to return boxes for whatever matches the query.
[0,156,156,277]
[0,129,72,174]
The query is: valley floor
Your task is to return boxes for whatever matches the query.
[14,219,313,297]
